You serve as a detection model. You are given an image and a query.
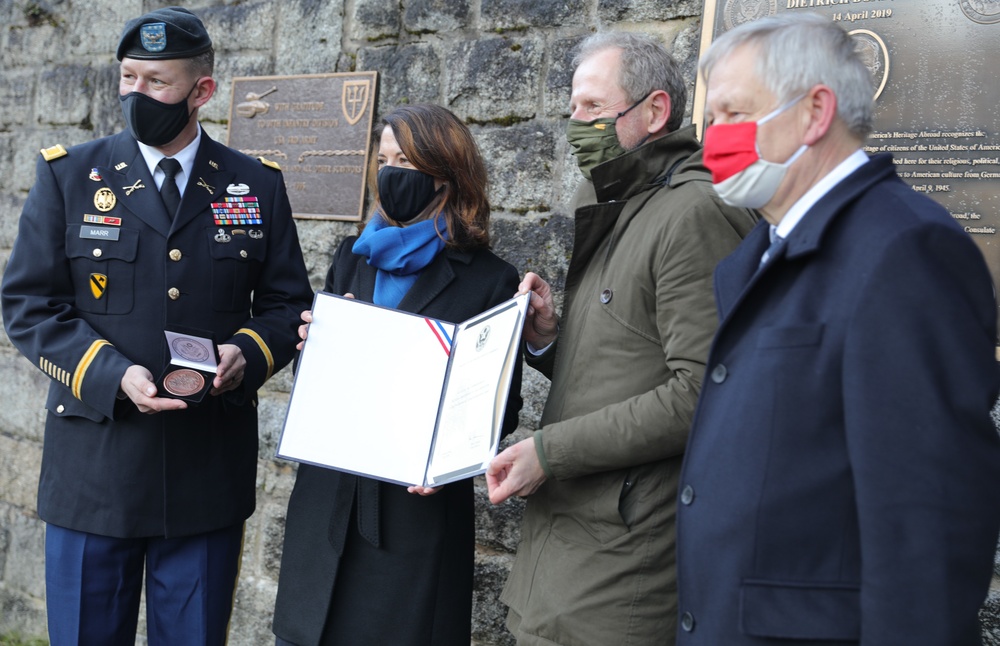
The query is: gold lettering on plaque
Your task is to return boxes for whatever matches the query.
[342,80,371,126]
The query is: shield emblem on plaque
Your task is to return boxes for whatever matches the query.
[342,80,371,126]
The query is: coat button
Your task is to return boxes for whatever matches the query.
[600,288,613,304]
[681,612,695,632]
[56,404,65,414]
[710,363,727,383]
[168,287,180,300]
[92,248,102,258]
[240,249,248,259]
[169,249,182,261]
[680,485,695,505]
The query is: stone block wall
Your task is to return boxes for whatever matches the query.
[0,0,998,644]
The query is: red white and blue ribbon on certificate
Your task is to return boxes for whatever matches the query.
[424,318,453,356]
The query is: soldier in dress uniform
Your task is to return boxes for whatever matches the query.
[0,7,312,645]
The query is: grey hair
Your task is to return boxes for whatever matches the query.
[574,31,687,132]
[700,14,874,138]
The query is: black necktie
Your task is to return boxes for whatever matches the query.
[158,157,182,219]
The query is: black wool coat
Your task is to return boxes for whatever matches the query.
[272,235,523,646]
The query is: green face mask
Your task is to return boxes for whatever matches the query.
[566,117,626,181]
[566,93,650,180]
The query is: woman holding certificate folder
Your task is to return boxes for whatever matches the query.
[272,104,524,646]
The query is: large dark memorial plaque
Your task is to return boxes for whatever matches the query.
[695,0,1000,343]
[227,72,378,221]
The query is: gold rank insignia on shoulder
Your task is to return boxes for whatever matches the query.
[258,157,281,170]
[40,144,67,161]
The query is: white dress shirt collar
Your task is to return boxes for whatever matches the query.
[775,148,869,240]
[136,127,202,195]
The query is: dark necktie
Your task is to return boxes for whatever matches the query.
[158,157,182,219]
[759,232,785,269]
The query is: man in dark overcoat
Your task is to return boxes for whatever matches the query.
[675,13,1000,645]
[0,7,312,644]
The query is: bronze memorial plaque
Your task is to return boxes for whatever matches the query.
[695,0,1000,343]
[227,72,379,221]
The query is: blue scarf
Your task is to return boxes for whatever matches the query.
[352,213,448,308]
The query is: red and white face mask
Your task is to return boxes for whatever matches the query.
[703,95,807,209]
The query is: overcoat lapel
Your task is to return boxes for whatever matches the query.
[353,261,377,303]
[781,153,892,265]
[715,154,891,325]
[715,222,771,320]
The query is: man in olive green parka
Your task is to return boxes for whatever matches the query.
[487,31,757,646]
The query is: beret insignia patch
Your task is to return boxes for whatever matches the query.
[140,23,167,53]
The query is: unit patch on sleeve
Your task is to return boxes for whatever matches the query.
[211,196,263,226]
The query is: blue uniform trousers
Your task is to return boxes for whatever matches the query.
[45,522,244,646]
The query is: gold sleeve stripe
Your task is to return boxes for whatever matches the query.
[39,357,72,387]
[236,328,274,381]
[71,340,112,400]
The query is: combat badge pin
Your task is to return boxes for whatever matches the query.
[227,183,250,196]
[90,274,108,300]
[214,229,231,243]
[94,188,116,212]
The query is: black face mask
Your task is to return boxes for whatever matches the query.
[377,165,439,223]
[119,84,196,147]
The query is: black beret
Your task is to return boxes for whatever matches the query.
[116,6,212,61]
